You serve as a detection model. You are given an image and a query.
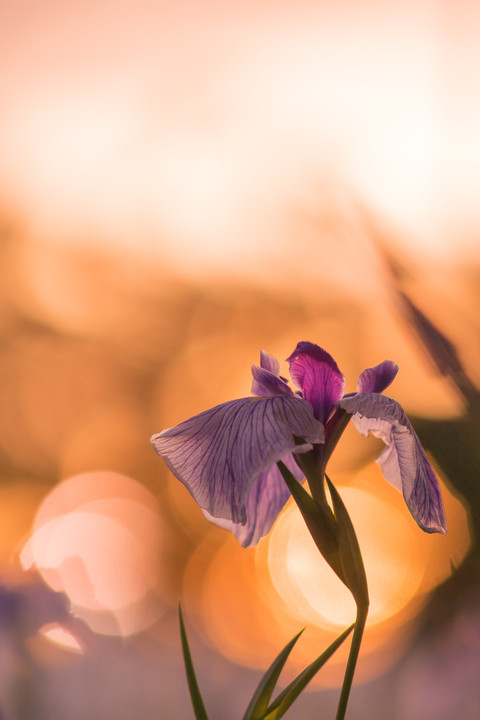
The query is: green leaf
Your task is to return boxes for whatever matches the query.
[178,604,210,720]
[276,461,345,585]
[323,476,369,720]
[263,623,354,720]
[325,475,369,609]
[241,630,304,720]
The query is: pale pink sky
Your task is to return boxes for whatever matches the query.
[1,0,479,277]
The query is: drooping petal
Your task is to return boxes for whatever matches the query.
[151,395,324,524]
[203,453,303,547]
[357,360,399,394]
[339,393,447,534]
[287,342,345,424]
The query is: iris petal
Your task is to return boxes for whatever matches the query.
[287,342,345,424]
[259,349,281,375]
[339,393,447,534]
[151,395,324,524]
[252,350,292,397]
[251,364,293,397]
[203,453,303,547]
[357,360,399,394]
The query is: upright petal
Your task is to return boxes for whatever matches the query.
[339,393,447,534]
[259,349,281,376]
[287,342,345,424]
[203,453,303,547]
[251,364,293,397]
[151,395,324,524]
[357,360,399,394]
[251,350,293,397]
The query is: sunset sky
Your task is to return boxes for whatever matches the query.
[0,2,479,719]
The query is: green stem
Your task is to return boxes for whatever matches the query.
[335,606,368,720]
[293,445,327,507]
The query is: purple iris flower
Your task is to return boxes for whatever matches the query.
[151,341,446,547]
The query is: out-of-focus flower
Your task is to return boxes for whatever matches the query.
[151,342,446,546]
[0,574,71,639]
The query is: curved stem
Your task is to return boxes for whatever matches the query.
[335,606,368,720]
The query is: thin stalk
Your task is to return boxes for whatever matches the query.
[334,606,368,720]
[323,409,351,469]
[294,444,328,507]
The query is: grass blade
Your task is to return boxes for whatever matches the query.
[178,604,210,720]
[241,630,304,720]
[263,624,354,720]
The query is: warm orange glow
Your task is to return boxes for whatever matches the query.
[21,472,170,637]
[268,488,424,629]
[183,464,471,687]
[184,529,408,687]
[0,481,52,570]
[265,466,471,633]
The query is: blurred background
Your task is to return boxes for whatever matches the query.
[0,1,479,718]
